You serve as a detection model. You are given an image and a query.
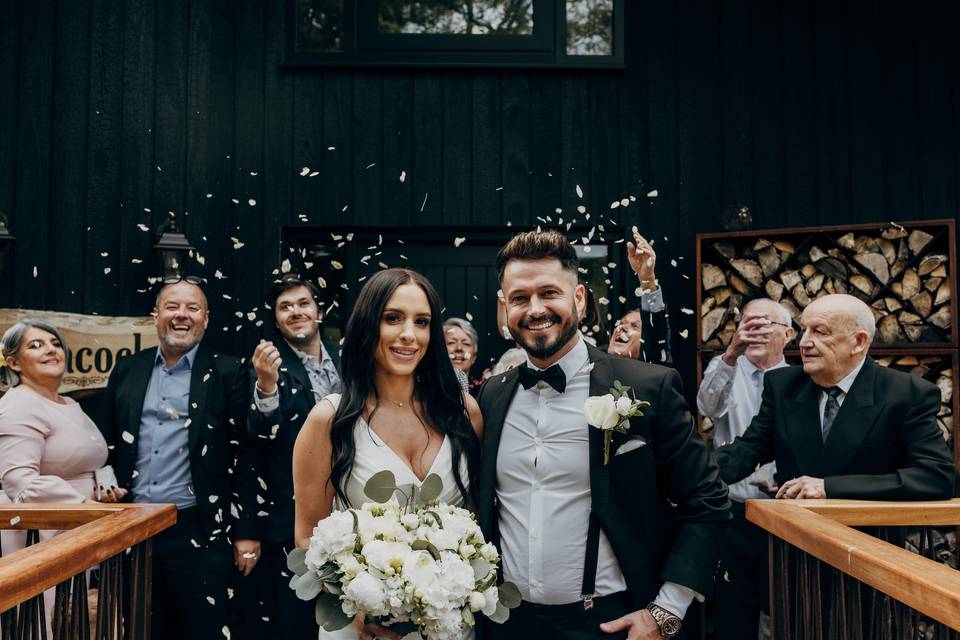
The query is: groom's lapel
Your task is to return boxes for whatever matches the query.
[477,366,521,533]
[586,345,614,507]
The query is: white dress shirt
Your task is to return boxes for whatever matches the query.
[817,357,866,431]
[697,355,787,502]
[497,335,698,617]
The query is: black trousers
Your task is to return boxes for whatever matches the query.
[710,502,768,640]
[489,592,631,640]
[256,538,319,640]
[149,507,235,640]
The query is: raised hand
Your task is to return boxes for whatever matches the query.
[626,226,658,292]
[252,339,282,395]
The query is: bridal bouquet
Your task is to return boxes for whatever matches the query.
[288,470,520,640]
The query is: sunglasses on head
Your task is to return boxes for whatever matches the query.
[161,275,207,286]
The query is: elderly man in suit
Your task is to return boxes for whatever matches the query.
[717,293,954,501]
[247,273,341,638]
[476,230,730,640]
[100,276,261,640]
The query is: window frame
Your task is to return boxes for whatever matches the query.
[284,0,625,69]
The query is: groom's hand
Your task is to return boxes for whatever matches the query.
[600,608,662,639]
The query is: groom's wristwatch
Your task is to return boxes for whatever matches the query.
[645,603,682,637]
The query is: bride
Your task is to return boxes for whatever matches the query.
[293,268,484,640]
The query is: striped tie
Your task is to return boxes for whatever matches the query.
[821,386,843,442]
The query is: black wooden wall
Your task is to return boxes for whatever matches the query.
[2,0,959,390]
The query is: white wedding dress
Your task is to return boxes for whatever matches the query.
[319,394,474,640]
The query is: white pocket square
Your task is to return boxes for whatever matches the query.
[614,437,647,456]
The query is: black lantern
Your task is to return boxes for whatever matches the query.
[0,211,14,279]
[153,213,195,277]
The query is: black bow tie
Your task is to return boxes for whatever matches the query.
[518,363,566,393]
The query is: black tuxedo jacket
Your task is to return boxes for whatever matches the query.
[246,336,341,543]
[476,344,730,606]
[716,356,955,500]
[99,344,260,546]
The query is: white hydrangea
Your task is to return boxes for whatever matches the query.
[306,510,357,569]
[362,540,413,577]
[342,571,388,617]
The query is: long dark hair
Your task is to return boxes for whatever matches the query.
[330,268,480,507]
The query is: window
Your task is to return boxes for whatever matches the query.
[286,0,624,68]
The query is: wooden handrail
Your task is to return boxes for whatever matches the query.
[781,498,960,526]
[747,499,960,631]
[0,504,176,613]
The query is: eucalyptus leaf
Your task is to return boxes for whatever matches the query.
[286,547,308,576]
[470,558,493,581]
[419,473,443,503]
[315,594,353,631]
[364,469,399,502]
[293,572,324,600]
[423,509,444,529]
[498,582,522,609]
[411,539,441,561]
[487,601,511,624]
[323,580,342,596]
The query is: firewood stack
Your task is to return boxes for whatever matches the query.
[874,356,954,446]
[700,224,953,349]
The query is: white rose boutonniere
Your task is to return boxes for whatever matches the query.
[584,380,651,465]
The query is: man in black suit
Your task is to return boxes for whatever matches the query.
[247,274,341,638]
[477,231,730,640]
[100,276,261,640]
[717,293,954,501]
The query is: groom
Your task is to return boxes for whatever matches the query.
[476,231,730,639]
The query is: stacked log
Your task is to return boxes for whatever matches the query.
[701,225,952,348]
[874,356,954,446]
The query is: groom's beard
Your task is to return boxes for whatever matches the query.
[514,306,580,362]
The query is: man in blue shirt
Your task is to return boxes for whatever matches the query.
[100,276,261,640]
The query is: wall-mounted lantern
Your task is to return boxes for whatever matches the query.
[153,213,195,277]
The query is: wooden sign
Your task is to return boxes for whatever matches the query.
[0,308,158,395]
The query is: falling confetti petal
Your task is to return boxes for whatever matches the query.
[121,431,135,444]
[454,237,466,247]
[679,329,689,339]
[331,260,343,270]
[646,189,658,197]
[576,184,584,199]
[680,307,695,315]
[222,627,231,639]
[281,259,292,273]
[33,266,38,278]
[10,516,21,526]
[300,167,310,176]
[248,199,256,206]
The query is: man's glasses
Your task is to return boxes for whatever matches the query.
[161,275,206,286]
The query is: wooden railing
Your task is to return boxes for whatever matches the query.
[0,504,176,640]
[747,499,960,639]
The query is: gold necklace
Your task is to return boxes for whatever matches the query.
[389,398,411,408]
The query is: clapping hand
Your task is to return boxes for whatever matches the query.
[252,339,282,395]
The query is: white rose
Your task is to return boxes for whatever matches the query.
[401,514,420,530]
[468,591,486,612]
[615,396,633,416]
[308,510,358,568]
[584,394,619,430]
[361,540,411,577]
[435,553,475,601]
[402,550,440,589]
[479,542,499,562]
[343,571,387,616]
[458,543,476,558]
[426,528,460,551]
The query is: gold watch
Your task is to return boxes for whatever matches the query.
[646,603,682,637]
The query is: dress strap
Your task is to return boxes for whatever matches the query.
[323,393,342,410]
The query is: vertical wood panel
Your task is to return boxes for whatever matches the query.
[353,73,383,226]
[749,1,785,227]
[48,0,90,312]
[530,72,561,222]
[719,0,752,211]
[13,0,56,309]
[846,0,884,222]
[261,0,294,273]
[153,1,189,228]
[470,74,501,224]
[813,11,850,226]
[381,75,413,224]
[781,1,818,228]
[322,72,353,224]
[560,75,590,221]
[117,0,157,315]
[440,73,472,226]
[412,75,442,225]
[85,0,124,314]
[0,0,20,306]
[501,73,531,224]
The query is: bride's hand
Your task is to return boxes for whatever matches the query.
[353,614,402,640]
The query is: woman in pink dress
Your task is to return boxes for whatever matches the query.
[0,319,126,629]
